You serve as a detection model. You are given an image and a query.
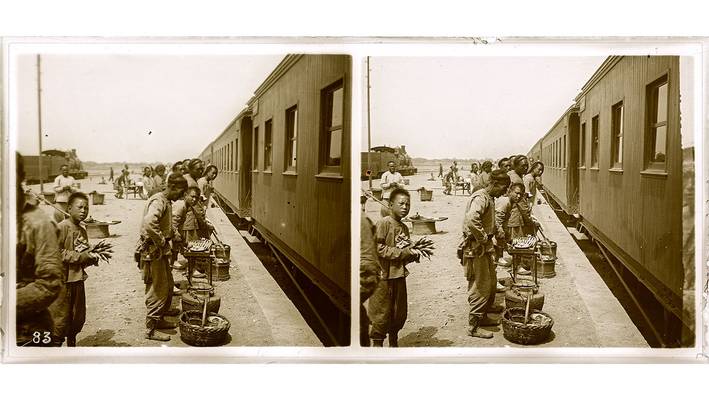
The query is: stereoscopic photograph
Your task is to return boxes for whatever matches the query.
[8,48,351,350]
[360,55,696,348]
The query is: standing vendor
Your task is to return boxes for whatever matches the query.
[380,160,404,217]
[52,164,77,223]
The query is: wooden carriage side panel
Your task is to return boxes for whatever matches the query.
[577,56,682,300]
[249,55,350,298]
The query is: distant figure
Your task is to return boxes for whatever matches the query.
[198,165,219,208]
[524,161,545,206]
[152,164,167,194]
[438,163,443,178]
[141,166,156,198]
[380,161,404,217]
[52,164,77,223]
[109,167,114,182]
[497,157,511,173]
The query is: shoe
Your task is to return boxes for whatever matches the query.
[497,258,510,267]
[156,319,178,329]
[145,329,171,341]
[172,262,186,270]
[164,308,181,317]
[467,326,493,339]
[517,268,531,276]
[67,336,77,347]
[496,282,506,293]
[479,315,500,326]
[192,271,206,279]
[488,304,504,313]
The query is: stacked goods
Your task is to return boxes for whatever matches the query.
[187,238,212,252]
[512,235,537,249]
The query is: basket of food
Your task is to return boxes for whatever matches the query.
[179,310,230,347]
[501,307,554,345]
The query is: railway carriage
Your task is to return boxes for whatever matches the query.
[199,54,351,344]
[530,56,693,346]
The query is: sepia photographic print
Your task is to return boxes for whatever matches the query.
[3,42,351,356]
[360,53,698,350]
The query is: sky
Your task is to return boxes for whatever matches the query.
[15,54,283,163]
[362,56,607,159]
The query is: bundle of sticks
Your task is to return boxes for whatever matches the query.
[89,240,114,264]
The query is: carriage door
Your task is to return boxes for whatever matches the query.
[566,112,580,213]
[240,116,253,213]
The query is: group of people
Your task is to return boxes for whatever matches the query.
[361,154,545,346]
[16,152,222,346]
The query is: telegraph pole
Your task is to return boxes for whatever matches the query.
[37,54,44,192]
[367,56,372,190]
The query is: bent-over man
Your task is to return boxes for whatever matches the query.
[137,174,187,341]
[462,170,510,339]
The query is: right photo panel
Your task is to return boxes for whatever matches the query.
[359,55,695,349]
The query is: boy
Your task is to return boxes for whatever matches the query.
[368,188,420,347]
[48,192,100,346]
[171,186,201,268]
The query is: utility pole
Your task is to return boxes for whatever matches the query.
[367,56,372,190]
[37,54,44,193]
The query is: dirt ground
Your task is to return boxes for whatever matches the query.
[25,170,307,347]
[362,170,645,347]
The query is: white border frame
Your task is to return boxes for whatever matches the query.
[1,37,706,363]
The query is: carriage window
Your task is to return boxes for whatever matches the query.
[285,106,298,171]
[591,115,599,167]
[253,126,259,171]
[580,122,586,167]
[320,79,344,170]
[562,135,566,168]
[264,119,273,171]
[645,75,668,169]
[234,139,239,172]
[611,101,624,168]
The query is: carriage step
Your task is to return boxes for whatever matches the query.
[239,230,261,243]
[567,227,589,241]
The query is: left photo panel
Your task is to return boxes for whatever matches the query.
[8,49,351,350]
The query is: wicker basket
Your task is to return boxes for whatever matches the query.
[501,308,554,345]
[181,291,221,314]
[179,311,230,347]
[505,288,545,311]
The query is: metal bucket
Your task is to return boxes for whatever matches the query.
[539,240,557,258]
[536,254,557,278]
[212,244,230,260]
[91,192,105,205]
[371,188,383,201]
[42,192,56,204]
[419,189,433,201]
[211,259,230,281]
